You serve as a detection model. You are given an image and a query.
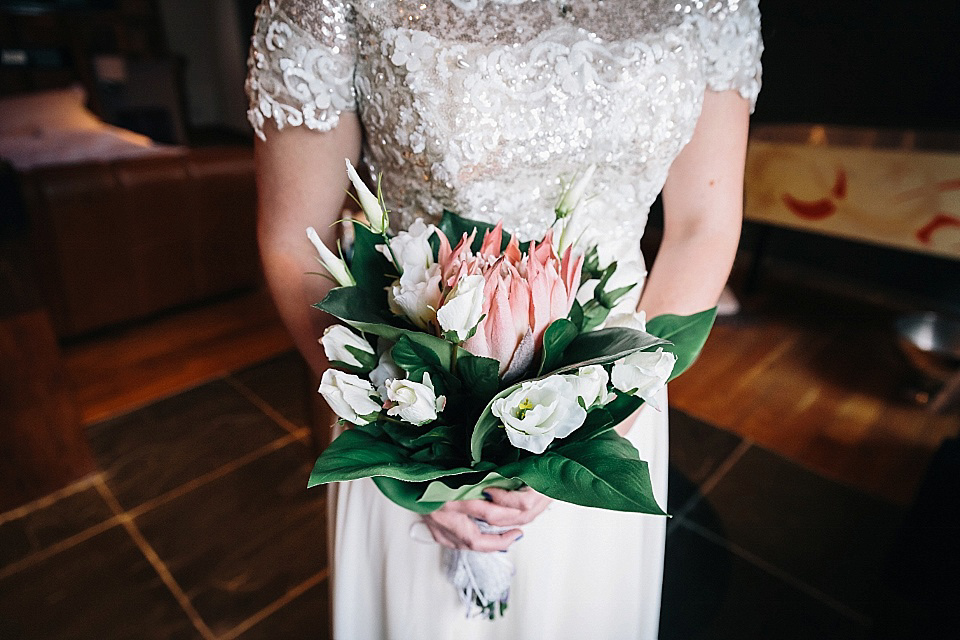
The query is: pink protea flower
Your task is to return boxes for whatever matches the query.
[436,222,583,378]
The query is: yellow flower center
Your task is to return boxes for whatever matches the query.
[514,398,535,420]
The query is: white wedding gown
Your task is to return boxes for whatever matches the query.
[246,1,761,637]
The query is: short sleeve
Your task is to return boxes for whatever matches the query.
[689,0,763,111]
[245,0,358,140]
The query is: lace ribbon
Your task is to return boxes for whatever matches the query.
[443,519,516,619]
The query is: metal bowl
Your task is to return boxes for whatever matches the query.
[895,312,960,381]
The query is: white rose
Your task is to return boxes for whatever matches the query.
[306,227,354,287]
[436,274,485,342]
[376,218,437,278]
[610,348,676,410]
[387,263,443,330]
[383,372,446,426]
[491,376,587,454]
[345,158,386,233]
[318,369,382,425]
[320,325,376,370]
[565,364,616,409]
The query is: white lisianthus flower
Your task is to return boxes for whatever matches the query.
[320,325,376,371]
[376,218,437,277]
[345,158,386,233]
[369,348,403,396]
[318,369,382,425]
[603,310,647,332]
[610,348,677,410]
[492,376,587,454]
[437,274,485,342]
[387,263,443,330]
[383,372,446,426]
[556,164,596,219]
[565,364,616,409]
[306,227,354,287]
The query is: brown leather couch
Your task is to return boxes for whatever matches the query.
[19,146,260,338]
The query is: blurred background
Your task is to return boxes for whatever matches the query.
[1,0,958,638]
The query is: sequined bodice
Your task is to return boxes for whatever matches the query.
[246,0,761,288]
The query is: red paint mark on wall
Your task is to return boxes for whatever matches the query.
[916,213,960,244]
[782,194,837,220]
[831,168,847,199]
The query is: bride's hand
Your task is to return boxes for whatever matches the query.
[420,488,551,551]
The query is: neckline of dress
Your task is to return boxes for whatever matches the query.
[447,0,567,10]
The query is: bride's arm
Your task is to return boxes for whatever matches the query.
[638,89,751,317]
[255,117,362,379]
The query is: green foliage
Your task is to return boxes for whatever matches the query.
[316,287,465,371]
[372,477,444,514]
[457,354,501,398]
[307,425,475,488]
[419,472,523,503]
[557,327,667,372]
[499,432,665,514]
[349,224,395,304]
[646,307,717,380]
[538,319,579,375]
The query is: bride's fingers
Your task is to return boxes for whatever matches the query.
[451,499,524,526]
[427,511,523,552]
[484,487,547,512]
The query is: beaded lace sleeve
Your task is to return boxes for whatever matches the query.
[690,0,763,111]
[245,0,358,140]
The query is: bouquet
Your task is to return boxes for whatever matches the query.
[306,160,715,618]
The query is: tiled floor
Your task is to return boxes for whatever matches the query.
[0,351,945,639]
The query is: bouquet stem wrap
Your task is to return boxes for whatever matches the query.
[444,519,516,619]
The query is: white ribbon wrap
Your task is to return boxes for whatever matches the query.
[443,519,515,619]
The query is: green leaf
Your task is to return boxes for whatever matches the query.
[499,432,666,514]
[307,426,475,487]
[598,283,636,309]
[316,287,464,370]
[457,354,501,398]
[646,307,717,380]
[419,472,523,503]
[349,224,395,303]
[557,407,618,445]
[538,318,579,375]
[557,327,667,372]
[372,477,444,514]
[568,300,585,332]
[343,345,377,372]
[391,335,443,373]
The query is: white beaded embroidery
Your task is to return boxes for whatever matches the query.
[246,0,762,300]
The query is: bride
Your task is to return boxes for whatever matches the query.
[247,0,761,637]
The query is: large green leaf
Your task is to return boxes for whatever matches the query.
[645,307,717,380]
[457,353,501,398]
[316,287,463,370]
[349,224,395,303]
[307,427,475,487]
[372,477,444,514]
[538,318,578,375]
[557,327,667,372]
[419,472,523,503]
[499,432,666,514]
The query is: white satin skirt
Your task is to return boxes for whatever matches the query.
[329,389,669,640]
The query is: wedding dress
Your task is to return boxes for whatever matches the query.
[246,1,761,637]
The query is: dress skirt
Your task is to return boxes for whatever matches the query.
[329,390,669,640]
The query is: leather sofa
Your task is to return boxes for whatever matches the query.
[18,146,260,338]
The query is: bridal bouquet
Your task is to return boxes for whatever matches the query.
[306,160,715,618]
